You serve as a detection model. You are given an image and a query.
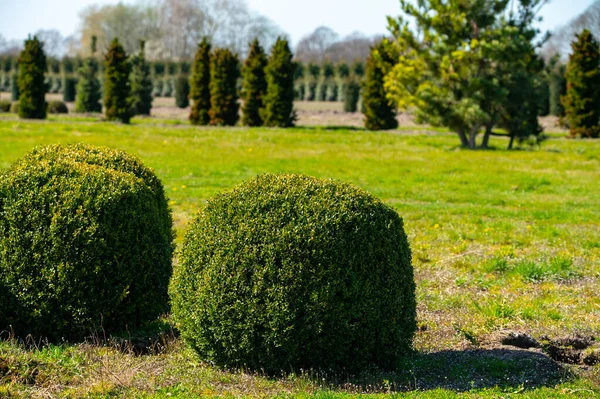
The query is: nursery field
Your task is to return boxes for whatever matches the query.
[0,114,599,398]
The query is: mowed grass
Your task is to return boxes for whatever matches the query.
[0,114,599,398]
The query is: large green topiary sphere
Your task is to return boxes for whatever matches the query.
[170,173,415,373]
[0,144,174,340]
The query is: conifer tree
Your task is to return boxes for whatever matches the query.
[190,38,211,125]
[343,79,360,112]
[261,37,296,127]
[17,36,47,119]
[561,29,600,138]
[362,42,398,130]
[104,38,131,123]
[208,48,239,126]
[75,36,102,112]
[10,72,19,101]
[241,39,268,126]
[128,40,153,116]
[175,75,190,108]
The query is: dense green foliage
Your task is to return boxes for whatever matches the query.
[386,0,546,147]
[171,173,415,374]
[561,29,600,138]
[104,38,131,123]
[362,41,398,130]
[343,79,360,112]
[17,36,47,119]
[175,75,190,108]
[208,48,239,126]
[241,39,268,126]
[0,100,10,112]
[0,144,174,340]
[47,100,68,114]
[10,73,19,102]
[75,39,102,113]
[62,75,77,102]
[189,38,211,125]
[261,37,296,127]
[128,41,153,116]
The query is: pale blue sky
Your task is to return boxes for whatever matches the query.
[0,0,596,46]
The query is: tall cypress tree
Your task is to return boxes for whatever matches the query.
[17,36,47,119]
[128,40,153,116]
[362,42,398,130]
[241,39,268,126]
[190,38,211,125]
[561,29,600,138]
[261,37,296,127]
[104,38,131,123]
[75,36,102,113]
[208,48,239,126]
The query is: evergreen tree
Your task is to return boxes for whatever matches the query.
[17,36,47,119]
[209,48,239,126]
[128,40,153,116]
[261,37,296,127]
[10,72,19,102]
[362,42,397,130]
[241,39,268,126]
[561,29,600,138]
[75,36,102,112]
[190,38,211,125]
[305,63,320,101]
[175,75,190,108]
[549,60,567,117]
[104,38,131,123]
[343,79,360,112]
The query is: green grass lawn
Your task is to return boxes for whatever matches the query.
[0,114,599,398]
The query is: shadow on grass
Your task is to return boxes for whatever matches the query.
[327,349,569,393]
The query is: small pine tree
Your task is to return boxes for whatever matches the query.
[190,38,211,125]
[10,72,19,101]
[104,38,131,123]
[175,75,190,108]
[208,48,239,126]
[62,75,77,102]
[343,79,360,112]
[352,61,365,77]
[561,29,600,138]
[17,36,47,119]
[261,37,296,127]
[362,42,398,130]
[75,36,102,112]
[128,40,153,116]
[241,39,268,126]
[549,62,567,117]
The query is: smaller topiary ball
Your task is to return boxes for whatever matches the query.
[47,100,69,114]
[171,173,416,374]
[0,144,174,340]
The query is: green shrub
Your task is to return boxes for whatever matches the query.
[62,75,77,102]
[47,100,68,114]
[76,38,102,113]
[9,102,18,113]
[128,41,153,116]
[171,173,416,374]
[10,73,19,102]
[343,79,360,112]
[189,38,211,125]
[18,36,47,119]
[208,48,239,126]
[0,100,10,112]
[104,38,131,123]
[261,37,296,127]
[0,144,174,340]
[175,75,190,108]
[241,39,268,126]
[362,42,398,130]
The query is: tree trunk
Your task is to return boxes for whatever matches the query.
[508,133,515,150]
[481,123,493,149]
[457,128,469,147]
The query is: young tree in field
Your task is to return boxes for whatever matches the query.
[208,48,239,126]
[104,38,131,123]
[343,79,360,112]
[128,40,153,116]
[241,39,268,126]
[561,29,600,138]
[175,75,190,108]
[261,37,296,127]
[362,41,398,130]
[76,36,102,112]
[17,36,47,119]
[385,0,547,148]
[305,63,320,101]
[547,56,567,117]
[190,38,211,125]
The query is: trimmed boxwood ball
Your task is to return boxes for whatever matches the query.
[47,100,68,114]
[0,144,174,340]
[170,173,415,374]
